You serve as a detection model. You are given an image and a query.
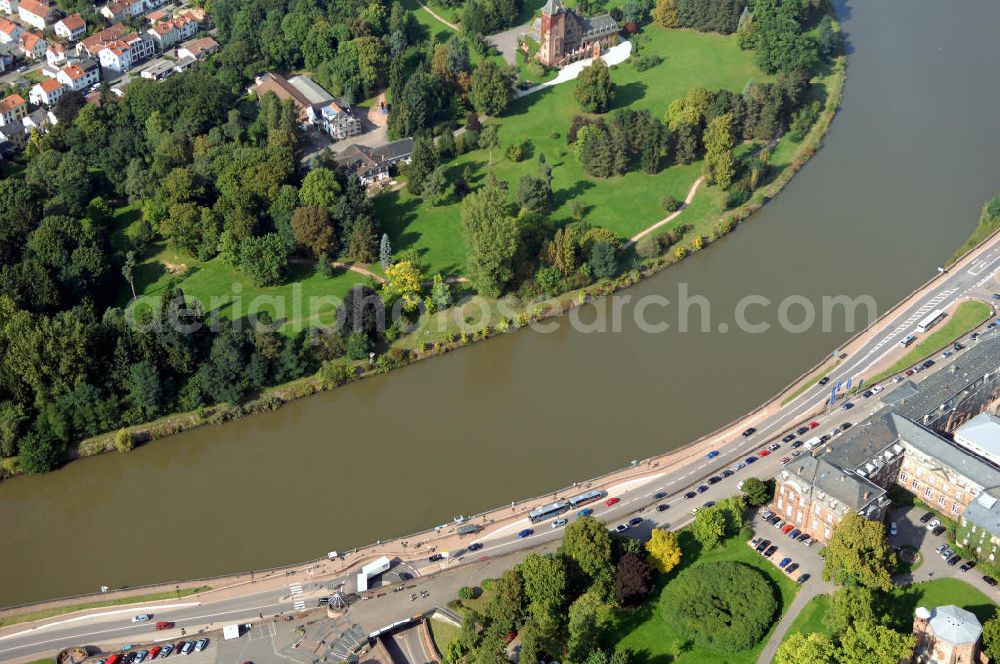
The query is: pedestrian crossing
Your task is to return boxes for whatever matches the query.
[871,288,957,353]
[290,583,305,611]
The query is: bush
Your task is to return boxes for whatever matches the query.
[631,53,662,71]
[457,586,475,600]
[726,183,752,209]
[114,428,133,454]
[506,143,524,162]
[550,131,560,140]
[661,561,778,652]
[480,578,495,591]
[661,195,682,213]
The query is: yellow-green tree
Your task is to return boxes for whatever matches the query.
[383,260,424,311]
[652,0,679,28]
[703,112,736,189]
[645,528,682,573]
[774,633,836,664]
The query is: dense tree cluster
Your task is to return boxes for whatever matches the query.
[738,0,832,75]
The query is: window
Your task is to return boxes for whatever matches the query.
[911,479,919,490]
[824,527,832,539]
[778,498,783,509]
[924,487,932,498]
[786,505,793,517]
[779,486,785,496]
[797,511,804,522]
[826,513,833,524]
[899,472,907,482]
[812,518,819,531]
[938,495,946,506]
[952,503,961,514]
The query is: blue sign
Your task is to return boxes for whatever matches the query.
[830,387,837,404]
[845,376,853,390]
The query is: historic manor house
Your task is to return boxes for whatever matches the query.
[533,0,618,68]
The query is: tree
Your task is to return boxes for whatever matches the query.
[339,284,385,339]
[821,513,895,591]
[407,133,438,196]
[383,260,423,311]
[240,233,288,286]
[774,633,836,664]
[652,0,678,27]
[114,428,134,454]
[644,528,682,573]
[574,58,615,113]
[122,250,138,301]
[127,360,162,421]
[422,165,450,205]
[703,112,736,189]
[470,60,512,116]
[692,504,727,548]
[380,233,392,270]
[429,273,452,311]
[519,553,567,629]
[589,241,617,279]
[822,586,878,637]
[291,206,337,258]
[983,613,1000,662]
[614,552,653,607]
[484,568,526,633]
[461,177,518,297]
[566,589,604,662]
[299,167,341,211]
[345,330,371,360]
[0,401,27,457]
[741,477,771,506]
[837,621,915,664]
[198,328,247,404]
[561,515,614,590]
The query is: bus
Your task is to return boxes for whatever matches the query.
[528,501,569,523]
[568,489,604,508]
[917,309,946,333]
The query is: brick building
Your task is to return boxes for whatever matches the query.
[912,605,986,664]
[534,0,618,68]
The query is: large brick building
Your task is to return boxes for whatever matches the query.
[534,0,618,68]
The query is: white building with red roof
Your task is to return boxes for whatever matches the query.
[177,36,217,61]
[100,0,142,23]
[146,13,196,50]
[45,41,65,66]
[77,22,126,57]
[56,59,98,91]
[54,13,85,41]
[29,77,63,105]
[98,32,154,72]
[18,30,45,59]
[17,0,56,30]
[0,93,26,127]
[0,17,23,44]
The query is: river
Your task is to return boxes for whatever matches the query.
[3,0,1000,606]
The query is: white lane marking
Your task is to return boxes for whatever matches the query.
[0,603,201,640]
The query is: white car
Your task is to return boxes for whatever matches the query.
[926,519,941,531]
[872,385,883,393]
[131,614,152,623]
[889,521,897,536]
[552,518,568,528]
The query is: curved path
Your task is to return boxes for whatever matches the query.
[625,177,704,247]
[414,0,459,31]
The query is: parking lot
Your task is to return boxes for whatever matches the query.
[750,509,826,585]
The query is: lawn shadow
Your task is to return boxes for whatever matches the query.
[505,86,557,117]
[134,260,169,294]
[611,81,648,111]
[552,179,596,211]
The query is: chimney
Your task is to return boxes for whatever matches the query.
[864,490,871,500]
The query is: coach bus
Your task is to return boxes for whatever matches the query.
[567,489,604,508]
[528,501,569,523]
[917,309,947,333]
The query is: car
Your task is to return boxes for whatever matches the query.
[705,450,719,459]
[148,647,161,659]
[708,475,721,484]
[781,524,794,534]
[926,519,941,531]
[792,450,803,458]
[552,518,568,528]
[786,563,800,574]
[796,426,809,435]
[872,385,884,393]
[972,332,981,340]
[733,462,746,470]
[175,643,189,655]
[428,553,443,562]
[819,435,831,444]
[842,402,854,410]
[468,542,484,552]
[818,376,831,386]
[764,545,778,558]
[894,375,905,383]
[656,503,669,512]
[797,574,811,584]
[135,651,148,663]
[761,510,773,520]
[194,639,208,652]
[862,390,873,398]
[756,539,770,552]
[703,500,716,508]
[132,615,152,623]
[941,548,955,559]
[782,434,797,443]
[696,484,709,493]
[577,508,594,518]
[653,491,667,499]
[960,561,976,572]
[517,529,533,538]
[923,360,935,368]
[160,644,174,658]
[123,654,137,664]
[797,532,810,542]
[774,519,785,529]
[742,427,757,437]
[614,523,629,533]
[768,443,781,451]
[745,456,758,464]
[156,621,174,630]
[722,469,735,478]
[808,421,819,429]
[684,491,697,499]
[954,342,965,351]
[889,522,897,536]
[841,422,853,430]
[629,517,642,527]
[920,511,935,523]
[935,544,948,554]
[778,557,791,569]
[606,497,620,506]
[914,364,925,374]
[780,456,791,465]
[789,528,801,539]
[751,536,762,546]
[933,525,946,536]
[983,576,998,587]
[791,440,804,449]
[947,555,961,566]
[768,515,782,525]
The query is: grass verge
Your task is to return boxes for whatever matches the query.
[428,618,462,655]
[0,586,211,628]
[781,360,840,407]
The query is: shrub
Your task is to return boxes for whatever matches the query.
[480,578,495,591]
[457,586,475,600]
[726,183,752,209]
[506,143,524,162]
[661,195,682,212]
[114,428,133,454]
[550,131,560,140]
[631,53,662,71]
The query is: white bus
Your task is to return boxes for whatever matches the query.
[917,309,947,333]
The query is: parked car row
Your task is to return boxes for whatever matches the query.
[750,536,809,584]
[760,510,815,546]
[98,639,209,664]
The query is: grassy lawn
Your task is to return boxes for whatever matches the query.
[783,578,997,644]
[428,618,462,655]
[376,26,774,276]
[604,533,798,664]
[865,300,992,385]
[404,0,458,44]
[0,587,211,629]
[780,360,840,406]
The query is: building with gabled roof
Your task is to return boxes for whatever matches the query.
[100,0,142,23]
[18,30,44,59]
[99,32,154,72]
[54,13,85,41]
[534,0,618,68]
[78,22,126,57]
[0,92,26,126]
[29,76,63,105]
[57,58,98,91]
[0,0,20,16]
[0,16,23,44]
[177,36,216,60]
[334,138,414,186]
[17,0,55,30]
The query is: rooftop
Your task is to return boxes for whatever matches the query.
[892,414,1000,490]
[58,13,85,30]
[955,412,1000,461]
[963,487,1000,539]
[0,94,26,112]
[928,605,982,645]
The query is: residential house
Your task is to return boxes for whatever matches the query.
[54,13,85,41]
[139,57,174,80]
[310,100,362,140]
[29,77,63,105]
[534,0,619,68]
[17,0,56,31]
[0,93,26,126]
[252,72,316,122]
[146,13,196,51]
[0,123,27,149]
[23,106,56,132]
[57,59,98,91]
[98,32,155,73]
[0,17,23,44]
[334,138,414,186]
[45,41,65,66]
[0,42,13,70]
[18,30,45,59]
[177,36,216,60]
[77,23,126,58]
[0,0,19,15]
[100,0,142,23]
[142,0,167,9]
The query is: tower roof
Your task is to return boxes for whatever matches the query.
[929,605,982,645]
[541,0,565,16]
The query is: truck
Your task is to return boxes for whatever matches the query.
[804,436,822,449]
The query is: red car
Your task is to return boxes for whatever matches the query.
[606,497,620,506]
[156,621,174,630]
[758,449,771,457]
[782,524,795,534]
[808,421,819,429]
[149,646,161,658]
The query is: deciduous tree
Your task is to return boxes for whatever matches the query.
[821,512,895,591]
[774,632,836,664]
[644,528,682,573]
[574,58,615,113]
[614,552,653,606]
[461,176,518,297]
[291,206,337,258]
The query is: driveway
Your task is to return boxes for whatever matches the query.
[487,23,529,65]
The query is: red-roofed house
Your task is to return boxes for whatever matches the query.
[45,41,65,66]
[0,17,23,44]
[18,30,45,59]
[177,36,217,60]
[0,93,26,126]
[100,0,142,23]
[98,32,154,72]
[18,0,56,30]
[146,13,196,50]
[56,59,99,90]
[77,22,126,57]
[29,77,63,105]
[54,13,85,40]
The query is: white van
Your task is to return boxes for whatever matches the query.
[900,334,916,348]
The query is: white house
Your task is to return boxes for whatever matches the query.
[17,0,56,31]
[45,41,65,66]
[54,13,85,41]
[0,0,20,16]
[56,59,98,91]
[18,31,45,59]
[0,17,23,44]
[177,36,217,61]
[0,93,26,127]
[146,14,197,51]
[77,22,126,58]
[98,33,154,73]
[100,0,142,23]
[29,77,63,105]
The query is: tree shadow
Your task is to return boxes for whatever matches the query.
[133,260,169,294]
[552,179,596,211]
[611,81,648,111]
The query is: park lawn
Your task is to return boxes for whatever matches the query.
[404,0,458,45]
[604,533,798,664]
[109,201,143,253]
[428,618,462,655]
[783,578,997,644]
[124,242,370,335]
[375,26,769,275]
[865,300,992,385]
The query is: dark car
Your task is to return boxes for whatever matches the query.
[764,545,778,558]
[819,435,830,443]
[756,539,771,552]
[429,553,444,562]
[919,511,935,523]
[653,491,667,499]
[954,342,964,351]
[703,500,716,508]
[745,456,758,464]
[862,390,873,398]
[842,402,854,410]
[722,469,735,478]
[797,573,810,584]
[932,525,946,536]
[923,360,935,368]
[628,517,643,527]
[947,555,961,566]
[797,532,810,541]
[518,529,534,538]
[696,484,709,493]
[123,654,137,664]
[786,563,800,574]
[796,426,809,435]
[467,543,483,552]
[841,422,853,431]
[742,427,757,437]
[788,528,801,539]
[791,440,804,449]
[782,433,797,443]
[684,491,697,499]
[818,376,830,386]
[960,561,976,572]
[983,576,998,587]
[708,476,721,484]
[656,504,669,512]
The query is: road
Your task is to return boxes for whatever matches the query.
[4,235,1000,662]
